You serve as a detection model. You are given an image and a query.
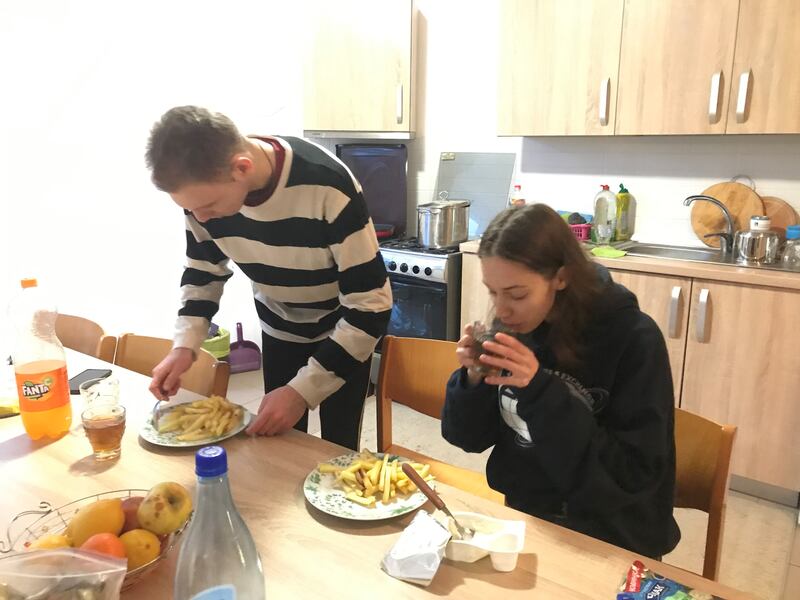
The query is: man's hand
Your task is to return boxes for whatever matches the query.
[245,385,308,437]
[149,347,195,401]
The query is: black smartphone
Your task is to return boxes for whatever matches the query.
[69,369,112,395]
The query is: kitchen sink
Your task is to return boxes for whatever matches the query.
[624,243,731,264]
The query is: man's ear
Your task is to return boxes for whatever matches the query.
[554,266,568,291]
[230,154,253,181]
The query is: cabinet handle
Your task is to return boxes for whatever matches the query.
[696,288,710,343]
[599,78,610,126]
[735,69,752,124]
[708,71,722,124]
[668,286,682,338]
[396,84,403,124]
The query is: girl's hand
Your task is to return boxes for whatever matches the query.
[456,323,484,386]
[479,333,540,388]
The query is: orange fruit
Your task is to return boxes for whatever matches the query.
[80,532,127,559]
[119,529,161,570]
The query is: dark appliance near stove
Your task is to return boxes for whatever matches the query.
[336,144,408,238]
[379,238,462,342]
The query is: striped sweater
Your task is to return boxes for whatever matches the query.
[174,136,392,408]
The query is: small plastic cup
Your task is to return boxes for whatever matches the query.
[81,404,126,461]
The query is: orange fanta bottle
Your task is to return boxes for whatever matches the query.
[11,279,71,439]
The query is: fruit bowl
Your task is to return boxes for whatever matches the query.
[1,489,189,590]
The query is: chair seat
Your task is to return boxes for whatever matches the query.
[387,444,505,504]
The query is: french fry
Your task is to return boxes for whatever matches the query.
[158,395,243,440]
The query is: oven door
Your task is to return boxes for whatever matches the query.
[386,273,448,341]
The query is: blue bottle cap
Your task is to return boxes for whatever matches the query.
[787,225,800,240]
[196,445,228,477]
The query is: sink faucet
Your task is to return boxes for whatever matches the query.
[683,195,735,254]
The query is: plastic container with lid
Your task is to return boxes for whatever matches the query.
[592,184,617,245]
[8,278,71,439]
[780,224,800,269]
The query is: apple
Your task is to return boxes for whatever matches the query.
[121,496,145,533]
[136,482,192,535]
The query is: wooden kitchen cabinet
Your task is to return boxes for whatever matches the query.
[725,0,800,134]
[497,0,624,136]
[460,252,491,332]
[615,0,740,135]
[681,280,800,490]
[303,0,416,137]
[608,270,690,404]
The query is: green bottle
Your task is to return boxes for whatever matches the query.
[615,183,636,242]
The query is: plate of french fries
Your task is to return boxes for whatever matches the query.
[303,450,434,520]
[139,395,252,447]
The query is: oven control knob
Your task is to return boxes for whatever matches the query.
[412,265,420,274]
[424,267,433,276]
[399,263,409,273]
[387,261,397,271]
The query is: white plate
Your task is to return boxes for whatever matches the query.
[303,451,430,520]
[139,402,252,448]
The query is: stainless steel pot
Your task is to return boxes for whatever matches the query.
[417,198,471,249]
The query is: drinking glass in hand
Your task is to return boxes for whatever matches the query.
[81,404,126,461]
[471,314,516,377]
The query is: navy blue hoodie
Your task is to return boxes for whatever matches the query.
[442,269,681,558]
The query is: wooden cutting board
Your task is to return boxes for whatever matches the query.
[691,182,764,248]
[762,196,799,238]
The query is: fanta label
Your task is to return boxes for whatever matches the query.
[16,365,69,412]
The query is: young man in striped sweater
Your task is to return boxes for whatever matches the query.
[145,106,392,450]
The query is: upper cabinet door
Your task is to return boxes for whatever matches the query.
[726,0,800,134]
[304,0,414,137]
[497,0,624,136]
[615,0,739,135]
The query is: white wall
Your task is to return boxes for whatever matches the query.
[3,0,799,356]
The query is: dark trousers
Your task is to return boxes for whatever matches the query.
[261,332,370,451]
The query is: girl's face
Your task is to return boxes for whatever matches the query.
[480,256,567,334]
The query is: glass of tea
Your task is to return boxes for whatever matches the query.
[81,404,126,461]
[470,316,516,377]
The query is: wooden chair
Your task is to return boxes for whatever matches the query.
[376,335,504,503]
[114,333,229,398]
[55,314,117,363]
[673,407,737,581]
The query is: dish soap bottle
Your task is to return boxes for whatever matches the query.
[592,184,617,245]
[174,446,266,599]
[509,184,525,207]
[615,183,636,242]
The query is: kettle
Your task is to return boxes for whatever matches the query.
[734,216,780,264]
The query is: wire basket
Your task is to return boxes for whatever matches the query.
[1,489,189,591]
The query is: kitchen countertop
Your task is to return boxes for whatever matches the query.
[459,240,800,291]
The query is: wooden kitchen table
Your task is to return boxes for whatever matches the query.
[0,350,753,599]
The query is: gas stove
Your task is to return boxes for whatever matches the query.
[379,238,461,284]
[379,237,460,255]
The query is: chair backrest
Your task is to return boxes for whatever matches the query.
[376,335,461,451]
[55,314,117,363]
[114,334,229,398]
[674,407,737,581]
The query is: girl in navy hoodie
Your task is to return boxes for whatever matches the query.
[442,204,680,558]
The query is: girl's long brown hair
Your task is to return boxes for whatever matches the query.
[478,204,602,368]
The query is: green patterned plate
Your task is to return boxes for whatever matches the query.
[139,402,252,448]
[303,451,431,520]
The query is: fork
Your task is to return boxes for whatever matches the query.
[401,463,474,540]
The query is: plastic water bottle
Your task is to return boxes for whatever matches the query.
[780,225,800,270]
[9,278,71,439]
[593,184,617,245]
[174,446,265,599]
